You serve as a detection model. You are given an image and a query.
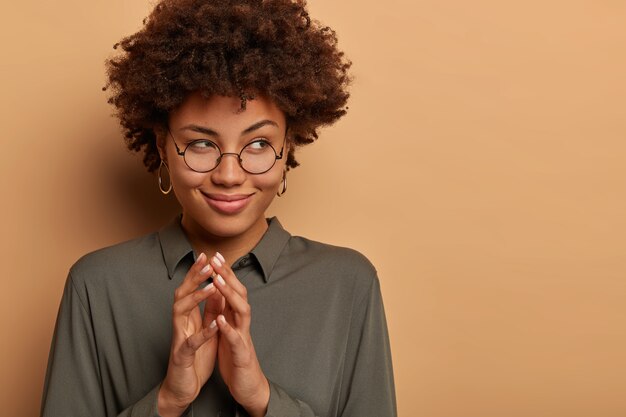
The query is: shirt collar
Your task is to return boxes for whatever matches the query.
[158,214,194,279]
[250,217,291,282]
[157,215,291,282]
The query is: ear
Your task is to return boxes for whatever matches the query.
[155,127,168,164]
[284,122,292,153]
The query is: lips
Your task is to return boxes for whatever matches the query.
[201,192,253,215]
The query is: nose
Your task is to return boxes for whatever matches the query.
[210,153,246,187]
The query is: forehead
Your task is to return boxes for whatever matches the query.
[169,92,286,133]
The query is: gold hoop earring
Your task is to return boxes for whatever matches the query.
[276,171,287,197]
[158,160,173,195]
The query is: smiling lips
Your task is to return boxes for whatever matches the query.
[202,192,253,214]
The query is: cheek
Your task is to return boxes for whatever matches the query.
[255,169,284,191]
[170,164,206,190]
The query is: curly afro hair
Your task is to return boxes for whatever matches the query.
[104,0,352,172]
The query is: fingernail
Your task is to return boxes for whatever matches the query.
[216,274,225,286]
[201,264,212,274]
[212,256,222,267]
[209,319,217,329]
[218,315,226,324]
[203,283,214,291]
[196,252,206,264]
[216,252,226,264]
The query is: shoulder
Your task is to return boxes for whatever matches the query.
[291,235,376,272]
[282,234,379,292]
[69,231,162,286]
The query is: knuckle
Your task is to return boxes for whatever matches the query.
[174,288,182,300]
[241,304,251,316]
[172,301,184,315]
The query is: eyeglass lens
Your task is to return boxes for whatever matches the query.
[184,140,278,174]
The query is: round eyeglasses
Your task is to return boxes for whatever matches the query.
[167,127,286,174]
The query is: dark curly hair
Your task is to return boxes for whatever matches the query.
[104,0,352,172]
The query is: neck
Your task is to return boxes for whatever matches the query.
[180,215,269,266]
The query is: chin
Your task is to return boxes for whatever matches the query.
[206,220,250,238]
[193,212,261,239]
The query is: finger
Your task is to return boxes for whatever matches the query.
[215,315,245,352]
[175,253,214,301]
[202,284,224,326]
[180,319,219,354]
[172,284,217,328]
[210,253,247,300]
[213,274,251,329]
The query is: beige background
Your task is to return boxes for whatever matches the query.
[1,1,625,416]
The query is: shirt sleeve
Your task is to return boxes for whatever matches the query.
[260,274,397,417]
[40,273,162,417]
[263,380,318,417]
[337,274,397,417]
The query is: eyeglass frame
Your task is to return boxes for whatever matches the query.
[166,125,287,175]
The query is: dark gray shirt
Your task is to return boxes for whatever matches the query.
[41,216,396,417]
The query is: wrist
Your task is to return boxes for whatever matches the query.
[157,383,190,417]
[243,377,270,417]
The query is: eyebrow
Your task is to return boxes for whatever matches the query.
[180,119,279,137]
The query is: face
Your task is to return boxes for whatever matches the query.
[160,92,288,244]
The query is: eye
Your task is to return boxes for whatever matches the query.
[188,140,219,153]
[247,139,270,150]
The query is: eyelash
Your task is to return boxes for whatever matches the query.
[184,137,272,148]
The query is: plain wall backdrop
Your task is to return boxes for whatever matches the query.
[1,1,626,416]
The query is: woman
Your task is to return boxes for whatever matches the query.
[41,0,396,416]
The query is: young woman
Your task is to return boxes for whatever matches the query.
[41,1,396,416]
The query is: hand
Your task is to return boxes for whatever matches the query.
[158,253,224,417]
[210,253,270,417]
